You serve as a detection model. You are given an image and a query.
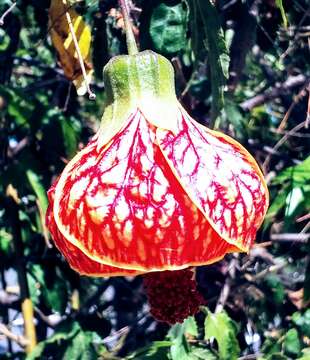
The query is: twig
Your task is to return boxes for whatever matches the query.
[63,81,73,112]
[0,290,19,307]
[215,258,237,313]
[296,213,310,222]
[301,222,310,234]
[270,128,310,138]
[7,136,29,158]
[245,263,287,281]
[280,5,310,61]
[276,86,309,133]
[306,84,310,128]
[263,120,307,171]
[0,1,17,26]
[0,323,28,348]
[240,75,308,111]
[271,233,310,242]
[238,354,262,360]
[35,307,62,328]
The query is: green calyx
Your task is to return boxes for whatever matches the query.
[97,50,180,149]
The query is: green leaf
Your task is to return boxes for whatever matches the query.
[28,264,68,313]
[0,28,11,51]
[184,316,198,337]
[26,169,48,214]
[190,347,217,359]
[264,188,288,227]
[148,2,188,54]
[261,337,282,358]
[187,0,229,123]
[63,331,97,360]
[204,310,240,360]
[26,321,81,360]
[60,117,80,159]
[0,228,12,255]
[272,157,310,186]
[275,0,288,28]
[267,354,288,360]
[297,348,310,360]
[41,275,68,313]
[284,328,301,357]
[0,86,34,127]
[168,323,191,360]
[265,274,285,306]
[27,264,44,305]
[126,341,171,360]
[284,187,304,217]
[223,100,247,140]
[292,310,310,338]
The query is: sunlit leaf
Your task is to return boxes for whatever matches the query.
[284,328,301,357]
[184,316,198,337]
[292,310,310,338]
[272,157,310,185]
[204,310,240,360]
[168,323,191,360]
[297,348,310,360]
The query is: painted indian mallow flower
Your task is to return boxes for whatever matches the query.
[46,3,268,322]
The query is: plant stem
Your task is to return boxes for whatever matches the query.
[118,0,138,55]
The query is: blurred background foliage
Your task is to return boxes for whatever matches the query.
[0,0,309,359]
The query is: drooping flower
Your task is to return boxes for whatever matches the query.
[46,50,269,324]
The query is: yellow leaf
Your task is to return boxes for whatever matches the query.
[49,0,93,95]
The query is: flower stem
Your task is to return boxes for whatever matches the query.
[118,0,138,55]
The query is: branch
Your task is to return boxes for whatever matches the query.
[0,2,17,26]
[0,290,19,308]
[240,75,309,111]
[263,120,307,170]
[271,233,310,242]
[215,258,237,313]
[0,323,28,348]
[245,262,287,281]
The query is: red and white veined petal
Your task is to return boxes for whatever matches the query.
[51,110,239,272]
[47,180,141,277]
[157,108,269,251]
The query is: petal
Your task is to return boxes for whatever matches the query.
[52,110,238,271]
[47,180,141,277]
[157,109,269,251]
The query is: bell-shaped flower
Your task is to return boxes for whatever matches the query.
[46,51,269,324]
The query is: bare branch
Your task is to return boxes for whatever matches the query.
[240,75,309,111]
[0,323,28,348]
[0,2,17,26]
[271,233,310,242]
